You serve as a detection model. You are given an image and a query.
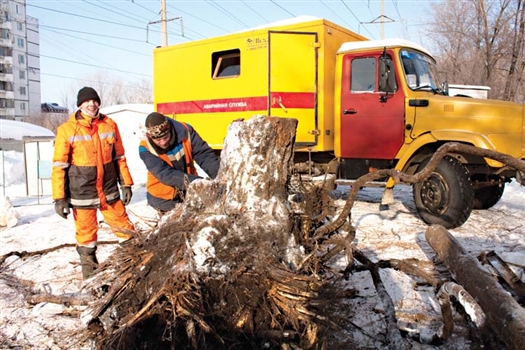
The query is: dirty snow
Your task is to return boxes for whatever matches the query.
[1,117,525,349]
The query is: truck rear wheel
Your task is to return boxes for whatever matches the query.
[473,183,505,209]
[413,156,474,229]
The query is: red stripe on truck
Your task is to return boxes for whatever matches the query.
[157,92,315,114]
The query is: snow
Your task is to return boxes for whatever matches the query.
[338,38,433,57]
[1,114,525,349]
[232,15,322,34]
[0,119,55,140]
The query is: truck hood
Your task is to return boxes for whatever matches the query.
[409,95,525,158]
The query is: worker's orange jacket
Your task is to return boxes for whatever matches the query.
[139,121,198,210]
[52,110,133,208]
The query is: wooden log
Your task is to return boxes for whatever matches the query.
[425,225,525,350]
[27,293,90,306]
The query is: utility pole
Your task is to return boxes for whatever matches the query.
[359,0,395,40]
[160,0,167,46]
[146,0,184,46]
[380,0,384,40]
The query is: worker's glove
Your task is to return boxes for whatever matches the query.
[121,186,132,206]
[54,199,70,219]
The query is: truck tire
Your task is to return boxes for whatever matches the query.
[413,156,474,229]
[473,183,505,210]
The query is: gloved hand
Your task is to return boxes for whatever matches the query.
[54,199,70,219]
[121,186,132,206]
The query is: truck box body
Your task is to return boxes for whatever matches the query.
[154,17,366,151]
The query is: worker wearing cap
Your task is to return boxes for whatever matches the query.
[51,87,135,279]
[139,112,220,213]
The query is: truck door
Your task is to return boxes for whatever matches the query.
[268,31,318,146]
[339,51,405,159]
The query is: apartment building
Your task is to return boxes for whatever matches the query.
[0,0,40,121]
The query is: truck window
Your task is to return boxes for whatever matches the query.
[351,57,376,92]
[212,49,240,79]
[400,49,441,91]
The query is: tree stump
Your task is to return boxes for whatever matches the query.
[82,116,346,350]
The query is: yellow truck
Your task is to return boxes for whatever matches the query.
[153,17,525,229]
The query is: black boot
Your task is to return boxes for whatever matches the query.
[76,246,99,279]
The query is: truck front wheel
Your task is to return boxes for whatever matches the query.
[413,156,474,229]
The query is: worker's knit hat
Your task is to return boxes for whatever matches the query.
[76,87,101,107]
[145,112,171,139]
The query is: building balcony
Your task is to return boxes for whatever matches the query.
[0,38,13,47]
[0,56,13,65]
[0,73,13,82]
[0,107,15,118]
[0,90,14,99]
[0,21,11,30]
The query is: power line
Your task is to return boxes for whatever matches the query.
[42,27,152,57]
[206,0,249,28]
[41,72,149,88]
[41,54,152,78]
[81,0,146,24]
[319,0,355,30]
[27,4,152,31]
[129,0,158,16]
[165,4,229,37]
[391,0,402,19]
[339,0,375,38]
[39,25,154,45]
[241,0,270,22]
[39,33,113,75]
[28,2,189,44]
[38,20,151,82]
[269,0,296,17]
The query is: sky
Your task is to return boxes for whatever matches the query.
[26,0,439,107]
[1,113,525,348]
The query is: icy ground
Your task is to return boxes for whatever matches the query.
[1,113,524,349]
[1,179,524,349]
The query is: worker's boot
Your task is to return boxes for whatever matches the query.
[76,246,99,280]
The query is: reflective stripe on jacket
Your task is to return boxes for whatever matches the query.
[139,119,219,211]
[51,110,133,208]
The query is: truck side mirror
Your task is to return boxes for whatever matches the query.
[442,80,449,96]
[379,57,396,93]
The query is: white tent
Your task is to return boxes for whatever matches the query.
[100,104,153,181]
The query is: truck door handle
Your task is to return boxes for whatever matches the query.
[343,109,357,115]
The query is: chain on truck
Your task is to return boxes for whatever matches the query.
[153,16,525,229]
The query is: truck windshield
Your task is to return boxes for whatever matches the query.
[400,49,444,94]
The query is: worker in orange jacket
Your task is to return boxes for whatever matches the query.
[139,112,220,213]
[51,87,135,279]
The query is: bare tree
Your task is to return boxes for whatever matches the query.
[56,71,153,111]
[428,0,525,102]
[27,110,68,134]
[125,78,153,104]
[502,0,525,102]
[57,81,77,112]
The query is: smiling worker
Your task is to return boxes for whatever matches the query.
[51,87,135,279]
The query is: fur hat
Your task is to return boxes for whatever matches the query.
[145,112,171,139]
[77,87,101,107]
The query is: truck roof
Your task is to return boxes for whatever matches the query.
[338,38,433,58]
[232,15,323,33]
[156,16,366,51]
